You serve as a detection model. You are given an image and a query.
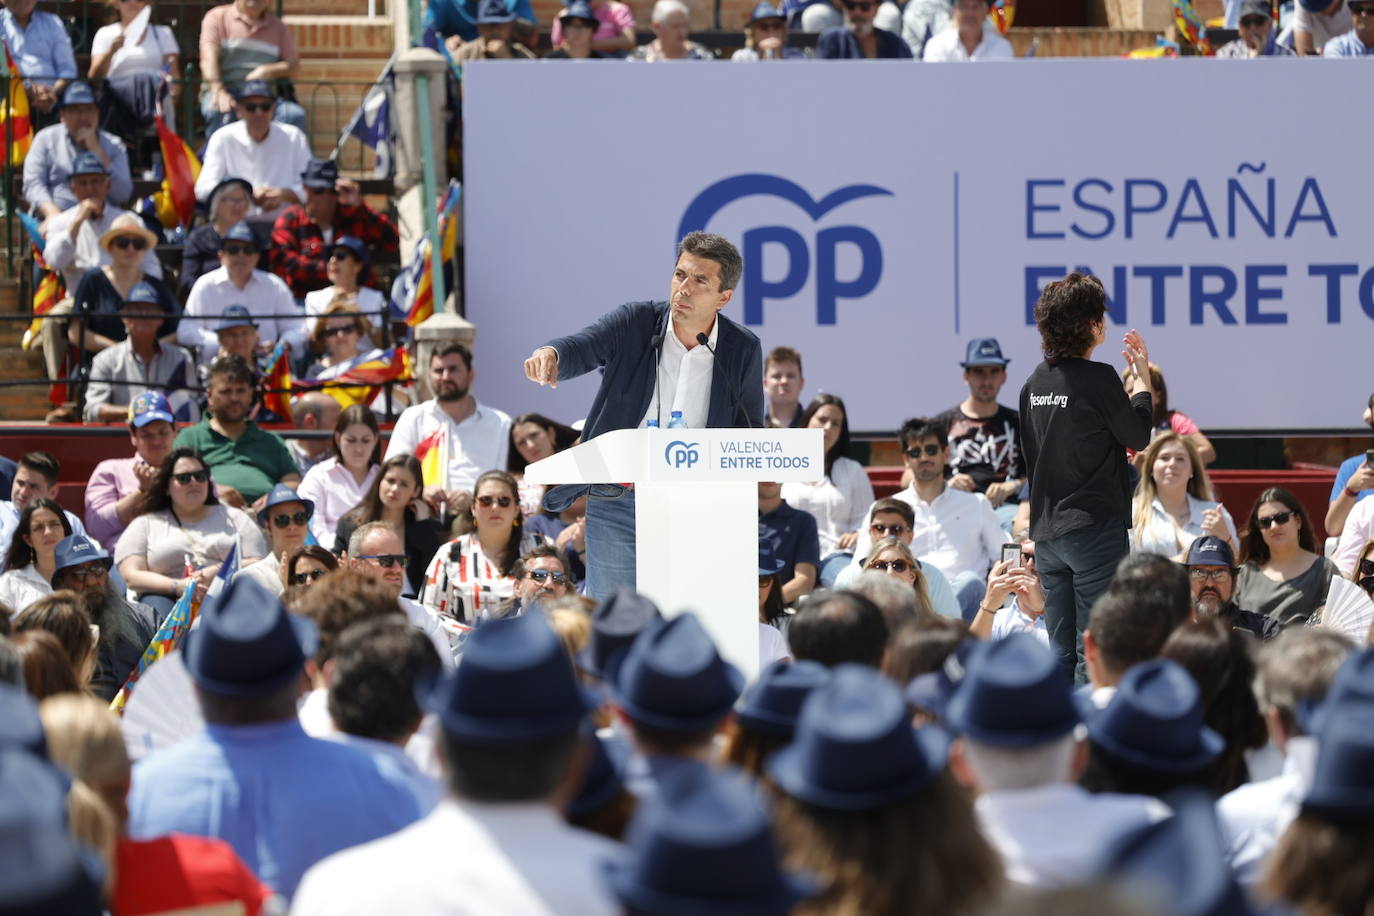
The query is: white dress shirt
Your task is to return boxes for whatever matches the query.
[296,457,379,545]
[1216,736,1318,889]
[638,318,716,430]
[385,399,512,494]
[991,601,1048,644]
[193,120,311,223]
[180,266,306,358]
[850,485,1006,582]
[921,24,1015,60]
[976,782,1169,888]
[1131,494,1238,557]
[782,456,876,556]
[292,800,620,916]
[42,204,163,291]
[0,564,53,618]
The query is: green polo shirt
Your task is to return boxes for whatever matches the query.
[174,418,299,504]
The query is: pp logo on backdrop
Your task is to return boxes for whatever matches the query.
[664,441,701,469]
[677,174,893,326]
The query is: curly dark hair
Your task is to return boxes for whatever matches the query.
[1033,272,1107,363]
[142,448,217,515]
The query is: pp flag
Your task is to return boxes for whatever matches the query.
[336,54,394,178]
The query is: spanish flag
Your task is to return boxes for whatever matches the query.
[154,115,201,228]
[1,43,31,167]
[261,340,293,422]
[313,346,413,408]
[414,427,447,490]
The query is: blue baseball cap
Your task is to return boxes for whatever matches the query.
[257,483,315,526]
[559,0,598,25]
[59,81,96,108]
[68,152,108,179]
[301,157,339,190]
[748,1,785,22]
[329,235,370,265]
[476,0,515,22]
[216,305,258,332]
[220,222,259,248]
[232,79,274,101]
[50,535,113,586]
[128,391,175,428]
[961,337,1009,368]
[122,280,163,308]
[1184,535,1236,569]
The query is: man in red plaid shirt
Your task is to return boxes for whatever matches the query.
[269,157,399,300]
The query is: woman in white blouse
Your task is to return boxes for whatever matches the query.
[115,449,265,616]
[781,394,874,587]
[0,499,72,617]
[88,0,182,129]
[297,404,381,545]
[418,470,550,624]
[1130,431,1237,559]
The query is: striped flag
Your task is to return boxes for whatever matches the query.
[311,346,412,408]
[0,43,31,167]
[19,211,64,351]
[154,115,201,228]
[401,182,462,327]
[261,340,293,422]
[415,426,447,490]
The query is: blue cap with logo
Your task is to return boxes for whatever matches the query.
[301,157,339,190]
[476,0,515,22]
[220,222,260,249]
[68,152,108,179]
[961,337,1009,368]
[50,535,113,586]
[257,482,315,526]
[329,235,370,265]
[1184,535,1236,569]
[216,304,257,332]
[232,79,274,101]
[748,1,785,22]
[122,280,162,308]
[60,81,96,108]
[128,391,175,428]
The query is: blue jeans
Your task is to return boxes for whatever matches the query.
[585,484,637,601]
[949,570,987,624]
[818,552,853,588]
[1035,518,1129,685]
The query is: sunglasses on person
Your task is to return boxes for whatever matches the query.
[64,562,108,583]
[221,243,258,256]
[868,559,910,573]
[112,236,148,251]
[526,569,568,584]
[322,325,357,337]
[1257,510,1295,529]
[358,554,408,568]
[870,522,909,537]
[271,510,310,529]
[171,469,210,485]
[477,495,514,508]
[1238,13,1269,25]
[1188,567,1230,582]
[290,569,327,586]
[903,444,941,458]
[239,101,274,114]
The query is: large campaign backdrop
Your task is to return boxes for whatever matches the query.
[463,59,1367,433]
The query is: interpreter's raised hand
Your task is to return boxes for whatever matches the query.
[1122,328,1150,391]
[524,346,558,388]
[948,473,976,492]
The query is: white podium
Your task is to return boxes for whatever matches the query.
[524,427,824,678]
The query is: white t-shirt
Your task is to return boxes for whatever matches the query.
[91,23,178,77]
[760,622,790,669]
[114,505,266,581]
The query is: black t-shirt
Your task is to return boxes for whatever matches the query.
[1018,358,1152,541]
[936,404,1024,493]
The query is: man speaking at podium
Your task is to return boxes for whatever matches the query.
[523,231,764,599]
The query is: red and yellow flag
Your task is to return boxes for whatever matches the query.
[414,427,447,489]
[262,340,293,422]
[1,44,32,167]
[154,115,201,228]
[314,347,413,408]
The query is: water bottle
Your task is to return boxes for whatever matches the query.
[645,419,660,428]
[667,411,687,429]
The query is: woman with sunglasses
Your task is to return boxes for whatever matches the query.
[303,237,386,339]
[1234,487,1335,628]
[283,544,339,606]
[303,302,381,384]
[418,470,551,624]
[335,454,445,597]
[861,537,938,618]
[1130,431,1236,558]
[298,404,381,545]
[70,213,178,364]
[235,484,314,597]
[783,394,873,587]
[114,448,266,616]
[0,498,72,617]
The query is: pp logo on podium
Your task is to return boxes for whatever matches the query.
[664,441,701,469]
[678,173,893,326]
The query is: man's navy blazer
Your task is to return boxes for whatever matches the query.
[545,301,765,441]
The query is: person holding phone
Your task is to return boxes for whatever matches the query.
[970,541,1047,643]
[1324,393,1374,538]
[1019,272,1153,684]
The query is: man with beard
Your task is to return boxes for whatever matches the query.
[84,392,178,553]
[1185,536,1279,640]
[49,533,156,700]
[174,354,300,510]
[816,0,912,58]
[386,343,511,518]
[523,232,764,599]
[512,544,574,610]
